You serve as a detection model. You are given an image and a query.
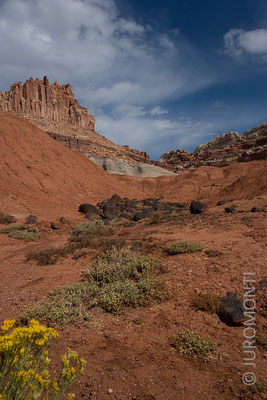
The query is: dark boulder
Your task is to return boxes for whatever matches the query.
[190,201,208,214]
[132,209,152,221]
[78,203,98,215]
[251,207,263,213]
[103,204,118,220]
[51,222,60,230]
[25,215,37,224]
[217,200,227,206]
[217,293,245,326]
[225,207,236,214]
[111,194,121,206]
[60,217,66,224]
[99,198,113,209]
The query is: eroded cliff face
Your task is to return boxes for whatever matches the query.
[0,76,95,130]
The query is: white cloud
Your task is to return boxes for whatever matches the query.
[0,0,224,157]
[224,28,267,60]
[150,106,168,116]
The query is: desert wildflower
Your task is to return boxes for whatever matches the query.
[0,319,86,399]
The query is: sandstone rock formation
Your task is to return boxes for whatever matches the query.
[0,76,95,130]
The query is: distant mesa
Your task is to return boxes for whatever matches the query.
[0,76,95,130]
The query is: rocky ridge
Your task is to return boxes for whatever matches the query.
[159,125,267,171]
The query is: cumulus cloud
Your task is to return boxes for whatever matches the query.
[0,0,221,157]
[223,28,267,60]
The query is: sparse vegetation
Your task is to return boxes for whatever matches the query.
[0,211,16,225]
[0,224,40,242]
[205,249,223,257]
[166,240,203,255]
[26,221,115,265]
[192,292,220,314]
[172,330,219,360]
[23,247,170,323]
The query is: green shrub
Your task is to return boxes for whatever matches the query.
[0,319,86,399]
[70,221,113,245]
[83,246,167,284]
[205,249,223,257]
[192,292,220,314]
[166,240,203,255]
[172,330,219,360]
[0,225,40,242]
[0,212,16,225]
[22,282,98,326]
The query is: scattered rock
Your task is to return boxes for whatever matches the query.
[60,217,66,224]
[217,293,245,326]
[190,201,208,214]
[25,215,37,224]
[107,388,113,394]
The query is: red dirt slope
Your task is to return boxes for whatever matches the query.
[1,113,266,220]
[0,113,145,218]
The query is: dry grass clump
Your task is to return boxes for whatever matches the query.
[205,249,223,257]
[23,247,170,323]
[0,224,40,242]
[26,244,76,266]
[192,292,220,314]
[172,330,219,360]
[166,240,203,255]
[0,212,16,225]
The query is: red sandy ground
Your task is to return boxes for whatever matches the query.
[0,113,266,399]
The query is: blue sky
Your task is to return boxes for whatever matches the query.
[0,0,267,159]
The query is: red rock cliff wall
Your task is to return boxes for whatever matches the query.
[0,76,95,130]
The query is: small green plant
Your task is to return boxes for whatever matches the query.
[172,330,219,360]
[0,212,16,225]
[0,225,40,242]
[192,292,220,314]
[166,241,203,255]
[0,319,86,399]
[205,249,223,257]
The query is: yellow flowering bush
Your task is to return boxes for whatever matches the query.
[0,319,86,399]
